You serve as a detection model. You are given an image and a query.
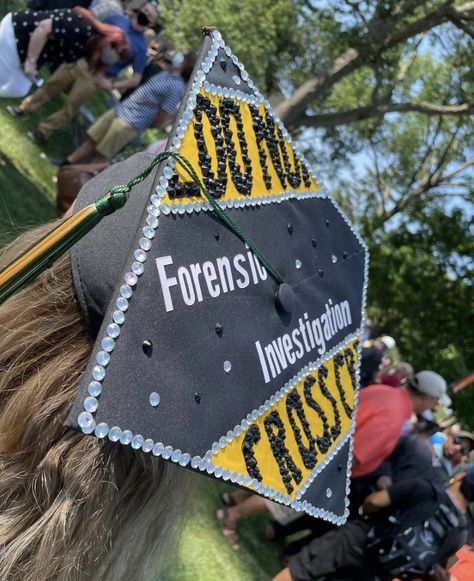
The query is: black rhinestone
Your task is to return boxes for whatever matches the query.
[325,219,330,227]
[215,322,223,336]
[343,251,348,259]
[142,340,153,357]
[318,269,324,277]
[312,238,317,248]
[219,58,227,71]
[194,392,201,404]
[287,223,293,235]
[215,232,220,241]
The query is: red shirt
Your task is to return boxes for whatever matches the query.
[352,384,413,478]
[450,546,474,581]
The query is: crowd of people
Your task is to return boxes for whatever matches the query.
[0,2,473,580]
[216,335,474,580]
[1,0,195,214]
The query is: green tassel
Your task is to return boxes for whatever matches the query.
[0,202,103,305]
[0,150,285,306]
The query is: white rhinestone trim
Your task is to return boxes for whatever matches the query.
[76,30,369,526]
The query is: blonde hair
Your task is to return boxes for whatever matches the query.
[0,223,193,581]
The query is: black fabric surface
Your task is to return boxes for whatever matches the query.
[299,439,352,518]
[387,434,448,488]
[12,9,92,69]
[206,48,254,95]
[67,192,365,456]
[289,520,381,581]
[71,152,162,335]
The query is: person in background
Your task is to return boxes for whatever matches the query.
[27,0,124,20]
[433,429,470,478]
[0,7,128,98]
[352,370,448,480]
[7,2,159,142]
[119,37,175,100]
[364,416,448,496]
[458,431,474,461]
[359,344,384,387]
[48,50,195,168]
[27,0,91,9]
[272,466,474,581]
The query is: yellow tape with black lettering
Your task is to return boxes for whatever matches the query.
[165,90,319,205]
[212,339,359,500]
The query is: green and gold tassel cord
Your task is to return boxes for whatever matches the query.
[0,151,284,306]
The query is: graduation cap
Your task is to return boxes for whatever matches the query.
[1,30,368,523]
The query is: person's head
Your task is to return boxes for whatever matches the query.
[177,50,197,83]
[414,415,441,438]
[443,430,462,457]
[380,361,414,387]
[458,431,474,455]
[359,345,383,387]
[73,7,130,71]
[0,214,193,578]
[160,49,196,83]
[132,2,160,30]
[406,370,448,414]
[444,431,470,467]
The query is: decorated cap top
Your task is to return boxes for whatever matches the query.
[65,29,368,524]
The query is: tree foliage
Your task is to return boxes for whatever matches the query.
[161,0,300,93]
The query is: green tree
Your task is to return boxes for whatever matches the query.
[161,0,300,93]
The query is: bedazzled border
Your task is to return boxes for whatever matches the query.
[77,30,369,525]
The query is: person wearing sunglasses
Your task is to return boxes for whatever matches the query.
[432,429,470,479]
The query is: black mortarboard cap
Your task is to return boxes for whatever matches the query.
[65,30,368,524]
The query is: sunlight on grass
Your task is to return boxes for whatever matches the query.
[0,107,57,202]
[161,480,284,581]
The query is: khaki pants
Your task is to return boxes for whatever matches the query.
[87,109,138,160]
[19,59,99,138]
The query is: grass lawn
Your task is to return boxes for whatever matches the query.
[0,100,56,243]
[0,98,288,580]
[163,480,285,581]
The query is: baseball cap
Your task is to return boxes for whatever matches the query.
[412,370,448,400]
[162,48,184,67]
[379,335,396,350]
[458,431,474,450]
